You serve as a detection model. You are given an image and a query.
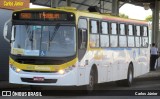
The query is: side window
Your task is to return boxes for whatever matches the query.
[128,25,133,35]
[91,20,98,33]
[119,24,127,47]
[110,23,118,47]
[78,18,88,49]
[111,23,117,34]
[128,24,135,47]
[101,22,108,34]
[90,20,99,47]
[120,24,125,35]
[142,26,148,47]
[143,26,148,36]
[135,26,140,47]
[78,19,87,29]
[136,26,140,36]
[100,21,109,47]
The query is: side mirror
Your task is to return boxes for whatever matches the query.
[3,19,11,43]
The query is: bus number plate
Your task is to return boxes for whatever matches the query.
[33,77,44,81]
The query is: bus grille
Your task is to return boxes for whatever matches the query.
[21,78,57,83]
[22,70,58,73]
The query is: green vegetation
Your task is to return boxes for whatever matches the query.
[119,13,129,19]
[145,15,152,21]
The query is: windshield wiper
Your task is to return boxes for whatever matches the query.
[49,23,60,47]
[49,23,60,41]
[25,25,34,49]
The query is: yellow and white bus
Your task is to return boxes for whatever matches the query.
[3,7,150,90]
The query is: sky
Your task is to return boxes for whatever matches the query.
[119,3,152,20]
[30,3,152,20]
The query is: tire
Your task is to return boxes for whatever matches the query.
[124,64,134,87]
[86,68,97,92]
[116,63,134,87]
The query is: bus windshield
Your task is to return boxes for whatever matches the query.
[11,25,76,57]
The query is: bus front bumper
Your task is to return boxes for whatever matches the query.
[9,66,78,86]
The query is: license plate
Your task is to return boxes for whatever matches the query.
[33,77,44,81]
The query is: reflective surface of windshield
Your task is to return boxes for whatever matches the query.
[11,25,76,57]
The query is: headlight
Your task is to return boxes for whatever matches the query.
[10,64,21,73]
[58,70,65,75]
[58,65,75,75]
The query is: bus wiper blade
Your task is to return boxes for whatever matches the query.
[25,25,34,49]
[49,23,60,41]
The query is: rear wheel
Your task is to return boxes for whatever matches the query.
[124,64,134,87]
[116,63,134,87]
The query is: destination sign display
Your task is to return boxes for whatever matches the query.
[12,11,75,21]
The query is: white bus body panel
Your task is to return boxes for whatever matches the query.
[79,47,150,85]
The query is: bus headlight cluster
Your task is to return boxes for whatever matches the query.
[10,64,21,73]
[58,65,75,75]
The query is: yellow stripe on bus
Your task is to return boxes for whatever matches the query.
[9,57,78,71]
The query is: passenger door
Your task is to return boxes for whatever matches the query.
[77,18,88,85]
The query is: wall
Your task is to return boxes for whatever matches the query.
[0,0,29,81]
[0,9,12,81]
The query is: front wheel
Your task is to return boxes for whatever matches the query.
[85,68,97,92]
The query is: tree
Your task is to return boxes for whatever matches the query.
[119,13,129,19]
[145,15,152,21]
